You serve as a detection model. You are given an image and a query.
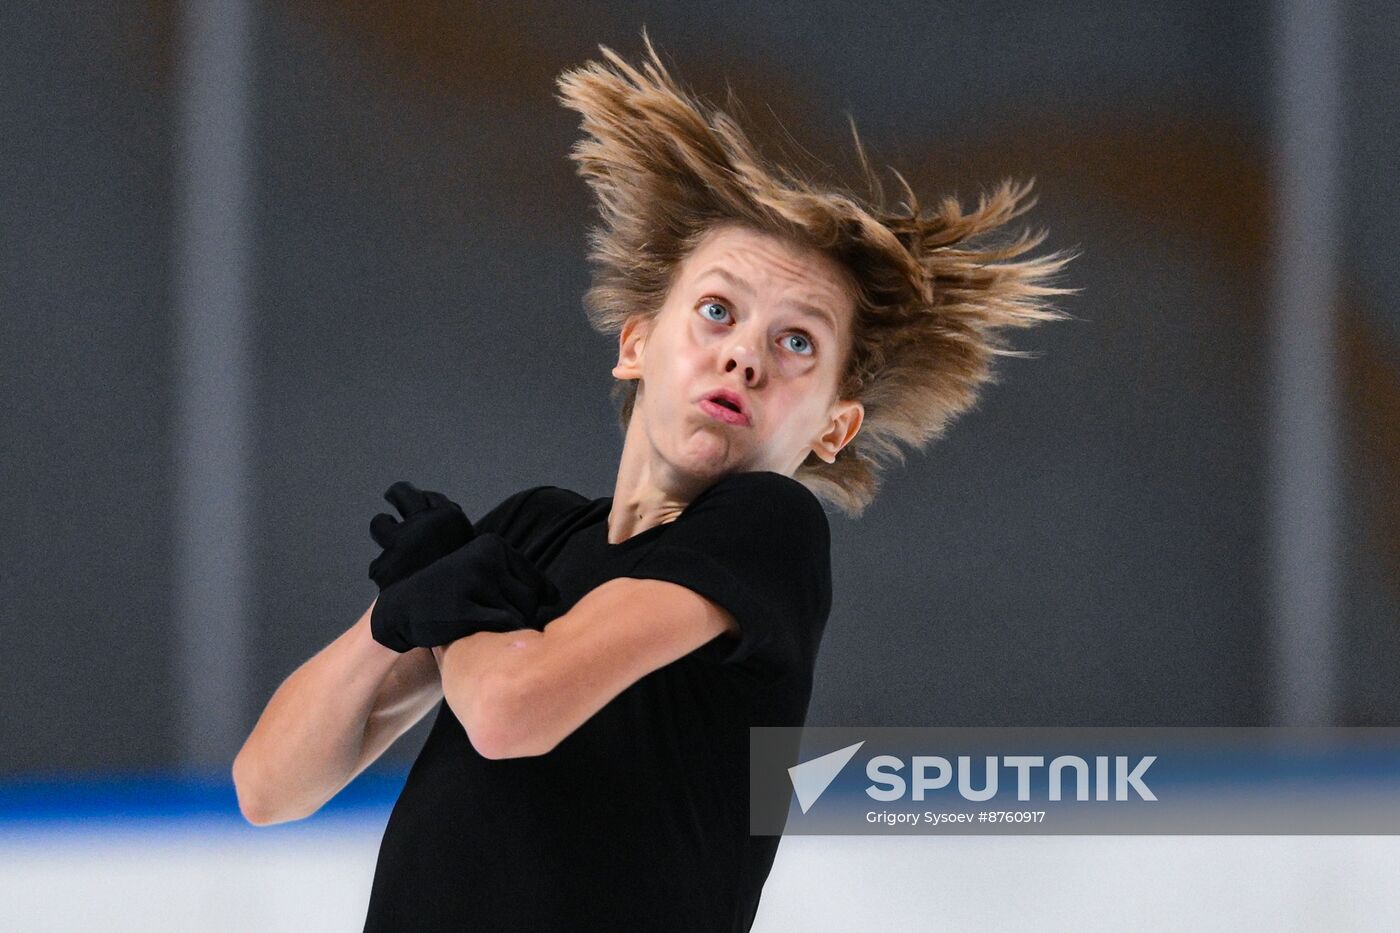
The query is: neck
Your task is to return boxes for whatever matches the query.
[607,411,711,545]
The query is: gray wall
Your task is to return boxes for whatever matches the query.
[4,0,1396,775]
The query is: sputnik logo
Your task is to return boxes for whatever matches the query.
[787,741,865,813]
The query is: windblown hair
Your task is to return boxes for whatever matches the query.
[555,29,1078,517]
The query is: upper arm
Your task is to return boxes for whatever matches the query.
[480,576,738,758]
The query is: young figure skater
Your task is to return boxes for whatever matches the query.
[232,31,1074,933]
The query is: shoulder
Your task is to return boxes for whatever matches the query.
[475,484,589,538]
[652,471,831,569]
[628,471,834,677]
[690,470,829,533]
[526,485,592,514]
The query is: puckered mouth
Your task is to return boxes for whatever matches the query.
[699,388,752,425]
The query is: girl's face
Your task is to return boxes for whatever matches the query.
[613,222,864,482]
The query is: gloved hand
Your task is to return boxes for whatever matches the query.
[368,481,476,591]
[370,532,561,653]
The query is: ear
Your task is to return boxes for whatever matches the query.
[612,314,651,381]
[810,399,864,464]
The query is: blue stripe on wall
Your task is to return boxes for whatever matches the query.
[0,769,407,826]
[4,746,1400,825]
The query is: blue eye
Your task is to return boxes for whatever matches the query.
[698,299,815,357]
[783,333,815,356]
[699,300,731,323]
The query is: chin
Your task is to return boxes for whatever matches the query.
[670,443,742,484]
[677,457,734,484]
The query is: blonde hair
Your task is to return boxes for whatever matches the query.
[555,29,1078,517]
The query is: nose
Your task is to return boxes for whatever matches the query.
[722,331,763,386]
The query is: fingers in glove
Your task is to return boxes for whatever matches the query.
[368,550,412,590]
[423,489,464,513]
[369,511,401,549]
[422,512,475,553]
[383,480,431,519]
[368,551,389,587]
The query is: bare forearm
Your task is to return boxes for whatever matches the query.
[446,618,632,760]
[437,578,736,760]
[232,600,412,824]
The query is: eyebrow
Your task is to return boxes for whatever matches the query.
[693,267,840,336]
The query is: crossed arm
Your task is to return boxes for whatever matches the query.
[439,576,739,759]
[232,576,737,824]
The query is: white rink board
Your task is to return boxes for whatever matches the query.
[3,821,1400,931]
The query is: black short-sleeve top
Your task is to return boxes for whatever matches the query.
[362,470,834,933]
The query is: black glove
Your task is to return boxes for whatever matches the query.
[370,532,561,653]
[368,481,476,591]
